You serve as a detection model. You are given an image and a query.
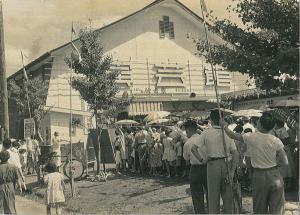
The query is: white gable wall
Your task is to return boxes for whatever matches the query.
[47,0,250,111]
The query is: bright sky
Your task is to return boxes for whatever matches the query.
[3,0,236,76]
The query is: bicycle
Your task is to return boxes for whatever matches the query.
[39,144,85,180]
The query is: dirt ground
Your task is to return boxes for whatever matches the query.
[23,167,299,214]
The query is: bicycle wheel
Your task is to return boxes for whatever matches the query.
[63,159,85,180]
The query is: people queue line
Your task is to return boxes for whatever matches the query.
[113,110,298,214]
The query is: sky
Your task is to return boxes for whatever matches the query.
[2,0,236,76]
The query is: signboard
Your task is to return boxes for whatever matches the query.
[24,118,35,139]
[86,128,115,165]
[100,128,116,163]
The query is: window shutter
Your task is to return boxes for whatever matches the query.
[169,22,175,39]
[159,20,165,38]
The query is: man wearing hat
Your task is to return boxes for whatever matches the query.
[183,120,208,214]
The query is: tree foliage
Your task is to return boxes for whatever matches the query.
[65,27,129,119]
[65,27,130,173]
[8,77,49,139]
[196,0,299,91]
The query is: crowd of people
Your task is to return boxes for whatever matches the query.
[0,134,66,215]
[0,109,298,214]
[113,110,299,214]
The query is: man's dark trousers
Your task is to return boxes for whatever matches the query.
[189,164,208,214]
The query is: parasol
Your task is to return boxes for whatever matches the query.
[271,99,300,107]
[233,109,262,117]
[148,118,170,125]
[144,111,170,122]
[115,120,139,125]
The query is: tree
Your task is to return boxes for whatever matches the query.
[8,77,49,140]
[65,27,129,174]
[196,0,299,91]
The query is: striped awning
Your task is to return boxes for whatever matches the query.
[128,102,163,116]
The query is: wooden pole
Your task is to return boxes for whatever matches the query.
[20,51,32,119]
[69,22,75,197]
[146,58,151,96]
[199,0,235,212]
[187,60,192,93]
[0,0,9,138]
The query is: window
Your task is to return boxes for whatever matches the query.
[159,16,175,39]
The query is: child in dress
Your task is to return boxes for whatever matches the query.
[44,162,65,215]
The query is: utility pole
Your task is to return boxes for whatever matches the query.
[0,0,9,139]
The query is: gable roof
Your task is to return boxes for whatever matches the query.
[9,0,207,79]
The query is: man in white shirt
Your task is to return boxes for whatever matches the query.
[193,110,238,214]
[2,139,25,190]
[183,120,208,214]
[222,112,288,214]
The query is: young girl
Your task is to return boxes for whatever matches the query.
[44,162,65,215]
[162,129,176,178]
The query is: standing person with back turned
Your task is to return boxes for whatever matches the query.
[184,120,208,214]
[52,132,62,169]
[0,150,22,214]
[221,112,288,214]
[193,110,239,214]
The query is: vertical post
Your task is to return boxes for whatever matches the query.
[20,51,32,119]
[187,60,192,93]
[69,23,75,197]
[202,61,207,97]
[199,0,235,212]
[0,1,9,138]
[146,58,151,96]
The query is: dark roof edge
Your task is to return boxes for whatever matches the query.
[8,52,51,80]
[174,0,207,25]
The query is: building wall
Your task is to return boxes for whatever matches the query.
[47,1,251,112]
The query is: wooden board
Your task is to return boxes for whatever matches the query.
[100,128,116,163]
[24,118,35,139]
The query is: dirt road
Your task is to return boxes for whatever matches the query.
[15,195,44,215]
[24,172,299,214]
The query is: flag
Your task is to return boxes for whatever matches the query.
[71,42,83,63]
[200,0,208,13]
[70,23,82,63]
[20,51,28,81]
[71,23,76,35]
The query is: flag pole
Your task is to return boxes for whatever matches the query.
[199,0,235,212]
[69,22,75,197]
[20,51,32,119]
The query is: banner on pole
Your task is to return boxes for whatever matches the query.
[24,118,35,139]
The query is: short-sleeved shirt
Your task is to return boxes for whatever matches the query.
[183,133,207,165]
[7,148,22,169]
[242,132,284,169]
[201,126,236,158]
[52,137,61,153]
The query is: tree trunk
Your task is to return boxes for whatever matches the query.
[94,111,100,174]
